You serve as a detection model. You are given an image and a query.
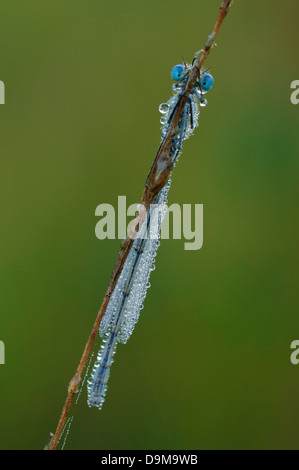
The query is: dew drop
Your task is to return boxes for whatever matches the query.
[159,103,169,114]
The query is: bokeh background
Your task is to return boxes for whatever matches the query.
[0,0,299,450]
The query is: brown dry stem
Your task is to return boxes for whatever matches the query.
[46,0,234,450]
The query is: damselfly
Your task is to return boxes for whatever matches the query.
[87,63,214,409]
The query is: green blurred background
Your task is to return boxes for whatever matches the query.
[0,0,299,450]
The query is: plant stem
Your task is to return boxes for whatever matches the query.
[46,0,234,450]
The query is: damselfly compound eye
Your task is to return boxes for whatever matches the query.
[201,73,214,91]
[171,64,184,81]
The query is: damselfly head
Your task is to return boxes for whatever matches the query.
[201,72,214,91]
[171,64,185,81]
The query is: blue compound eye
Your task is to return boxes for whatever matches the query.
[171,64,184,81]
[201,73,214,91]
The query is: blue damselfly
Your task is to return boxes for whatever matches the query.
[87,63,214,409]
